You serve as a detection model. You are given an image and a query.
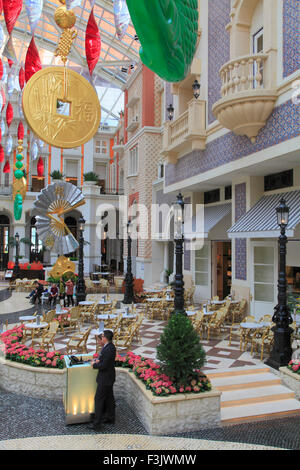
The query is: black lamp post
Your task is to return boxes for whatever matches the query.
[173,193,186,315]
[14,232,20,278]
[266,198,293,369]
[123,220,135,304]
[76,216,86,304]
[167,103,174,121]
[192,79,201,99]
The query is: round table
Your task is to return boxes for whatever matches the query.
[97,300,112,305]
[203,311,216,316]
[240,322,264,329]
[19,315,36,322]
[96,314,118,320]
[122,314,137,319]
[79,301,95,306]
[55,309,69,315]
[147,298,162,303]
[186,311,197,316]
[210,300,226,305]
[25,322,48,344]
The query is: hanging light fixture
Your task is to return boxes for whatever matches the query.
[192,79,201,99]
[167,103,174,121]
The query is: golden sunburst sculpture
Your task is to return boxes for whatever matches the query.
[49,255,76,279]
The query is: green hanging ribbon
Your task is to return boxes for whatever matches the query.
[126,0,199,82]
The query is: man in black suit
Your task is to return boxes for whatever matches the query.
[90,330,116,431]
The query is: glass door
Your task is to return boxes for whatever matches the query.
[251,242,277,319]
[194,241,211,301]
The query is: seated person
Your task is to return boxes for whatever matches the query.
[30,281,44,305]
[49,283,59,307]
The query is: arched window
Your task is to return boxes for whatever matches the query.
[30,216,43,263]
[65,216,78,258]
[0,214,10,270]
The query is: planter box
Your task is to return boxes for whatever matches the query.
[0,359,66,400]
[0,359,221,434]
[114,368,221,434]
[279,367,300,399]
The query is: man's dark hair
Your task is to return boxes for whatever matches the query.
[103,330,113,342]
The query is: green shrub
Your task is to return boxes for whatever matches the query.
[156,313,206,387]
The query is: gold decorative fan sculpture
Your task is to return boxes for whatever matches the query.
[32,181,85,255]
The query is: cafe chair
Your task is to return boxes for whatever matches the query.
[68,306,81,330]
[206,308,227,341]
[228,314,255,348]
[250,326,274,360]
[34,321,59,351]
[66,326,93,354]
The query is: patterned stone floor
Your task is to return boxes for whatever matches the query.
[0,289,265,369]
[2,287,300,450]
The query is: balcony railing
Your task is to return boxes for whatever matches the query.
[220,54,268,97]
[212,53,277,143]
[161,99,206,163]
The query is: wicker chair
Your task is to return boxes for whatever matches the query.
[34,321,59,351]
[66,326,92,354]
[250,326,274,360]
[206,308,228,340]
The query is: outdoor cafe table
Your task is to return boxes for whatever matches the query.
[79,301,95,306]
[97,300,112,305]
[95,314,118,320]
[19,315,36,322]
[147,298,162,302]
[239,322,271,350]
[25,322,48,344]
[186,311,198,316]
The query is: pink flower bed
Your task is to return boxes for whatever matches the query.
[288,359,300,374]
[1,325,65,369]
[114,351,212,397]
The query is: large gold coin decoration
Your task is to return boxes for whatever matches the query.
[22,67,101,149]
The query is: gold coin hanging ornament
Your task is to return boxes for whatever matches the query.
[22,1,101,149]
[22,67,101,148]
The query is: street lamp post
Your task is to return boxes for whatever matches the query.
[173,193,186,315]
[14,232,20,278]
[76,216,86,305]
[266,198,293,369]
[123,220,135,304]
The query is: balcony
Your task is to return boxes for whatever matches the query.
[126,117,139,133]
[161,99,206,164]
[212,54,278,143]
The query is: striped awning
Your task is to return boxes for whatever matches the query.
[228,190,300,238]
[185,203,231,238]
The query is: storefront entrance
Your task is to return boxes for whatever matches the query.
[212,241,232,300]
[0,215,10,271]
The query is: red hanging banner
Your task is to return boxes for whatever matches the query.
[0,145,3,163]
[25,36,42,83]
[85,7,101,76]
[3,0,23,35]
[17,121,24,141]
[37,156,44,177]
[19,66,25,90]
[3,160,10,173]
[6,102,13,128]
[0,59,3,82]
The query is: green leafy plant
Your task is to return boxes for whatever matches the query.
[8,237,33,247]
[165,269,173,278]
[156,313,206,387]
[83,171,99,182]
[50,170,64,180]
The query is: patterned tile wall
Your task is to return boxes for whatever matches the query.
[283,0,300,78]
[235,183,247,281]
[208,0,231,125]
[165,100,300,187]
